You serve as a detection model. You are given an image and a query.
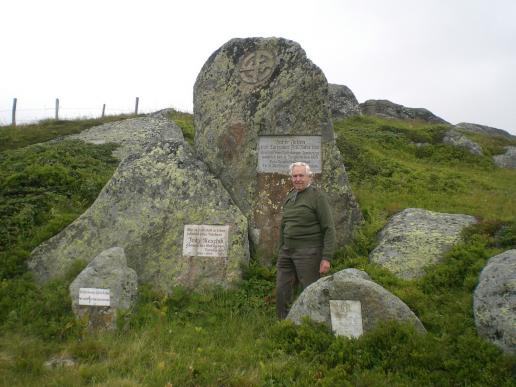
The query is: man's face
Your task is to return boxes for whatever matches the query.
[291,165,311,192]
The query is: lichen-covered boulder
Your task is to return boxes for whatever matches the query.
[359,99,448,124]
[328,84,361,119]
[443,128,483,156]
[29,141,249,292]
[68,115,184,161]
[287,268,426,334]
[193,37,362,262]
[369,208,477,279]
[69,247,137,329]
[473,249,516,355]
[493,146,516,168]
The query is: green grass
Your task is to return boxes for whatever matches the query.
[167,110,194,145]
[0,114,515,386]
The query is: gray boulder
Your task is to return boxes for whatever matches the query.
[455,122,515,140]
[359,99,448,124]
[193,37,362,262]
[29,141,249,292]
[369,208,477,279]
[493,146,516,168]
[68,116,183,161]
[328,84,361,119]
[287,268,426,334]
[69,247,137,329]
[474,250,516,355]
[443,128,483,156]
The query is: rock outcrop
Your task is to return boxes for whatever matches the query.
[359,99,448,124]
[287,268,426,334]
[369,208,477,279]
[493,146,516,169]
[455,122,515,140]
[193,37,362,262]
[473,249,516,355]
[68,116,183,161]
[328,84,361,119]
[29,140,249,292]
[69,247,137,329]
[443,128,483,156]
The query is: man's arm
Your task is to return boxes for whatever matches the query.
[316,192,336,260]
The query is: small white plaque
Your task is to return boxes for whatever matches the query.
[257,136,322,173]
[79,288,110,306]
[182,225,229,257]
[330,300,363,338]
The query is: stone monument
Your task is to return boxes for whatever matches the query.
[194,37,362,262]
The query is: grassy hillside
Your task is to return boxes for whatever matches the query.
[0,115,515,386]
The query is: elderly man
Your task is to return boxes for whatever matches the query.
[276,161,336,319]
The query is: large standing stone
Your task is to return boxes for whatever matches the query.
[287,268,426,334]
[193,37,362,262]
[473,250,516,355]
[328,84,361,119]
[29,141,249,292]
[369,208,477,279]
[69,247,137,329]
[359,99,448,124]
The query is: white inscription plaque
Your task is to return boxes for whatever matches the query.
[79,288,110,306]
[258,136,322,173]
[182,225,229,257]
[330,300,363,338]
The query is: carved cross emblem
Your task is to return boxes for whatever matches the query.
[240,50,276,85]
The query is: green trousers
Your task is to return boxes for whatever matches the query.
[276,246,322,319]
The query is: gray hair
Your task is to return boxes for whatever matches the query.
[289,162,313,176]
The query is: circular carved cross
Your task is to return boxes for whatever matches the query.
[240,50,276,85]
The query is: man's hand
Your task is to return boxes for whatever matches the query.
[319,259,331,274]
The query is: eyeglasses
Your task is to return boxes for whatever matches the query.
[291,174,307,178]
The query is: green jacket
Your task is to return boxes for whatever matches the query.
[279,185,336,260]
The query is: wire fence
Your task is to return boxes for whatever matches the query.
[0,97,168,126]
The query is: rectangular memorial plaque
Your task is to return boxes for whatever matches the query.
[330,300,364,338]
[79,288,110,306]
[182,225,229,257]
[257,136,322,174]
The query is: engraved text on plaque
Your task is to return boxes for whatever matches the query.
[79,288,111,306]
[258,136,321,173]
[182,225,230,257]
[329,300,364,338]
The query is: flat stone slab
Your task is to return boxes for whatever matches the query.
[369,208,477,279]
[68,116,184,160]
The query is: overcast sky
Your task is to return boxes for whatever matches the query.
[2,0,515,134]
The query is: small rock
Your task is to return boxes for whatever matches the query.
[493,146,516,168]
[69,247,137,330]
[443,128,483,156]
[473,249,516,355]
[287,268,426,334]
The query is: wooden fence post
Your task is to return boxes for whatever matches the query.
[135,97,139,115]
[55,98,60,120]
[12,98,17,126]
[102,104,106,118]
